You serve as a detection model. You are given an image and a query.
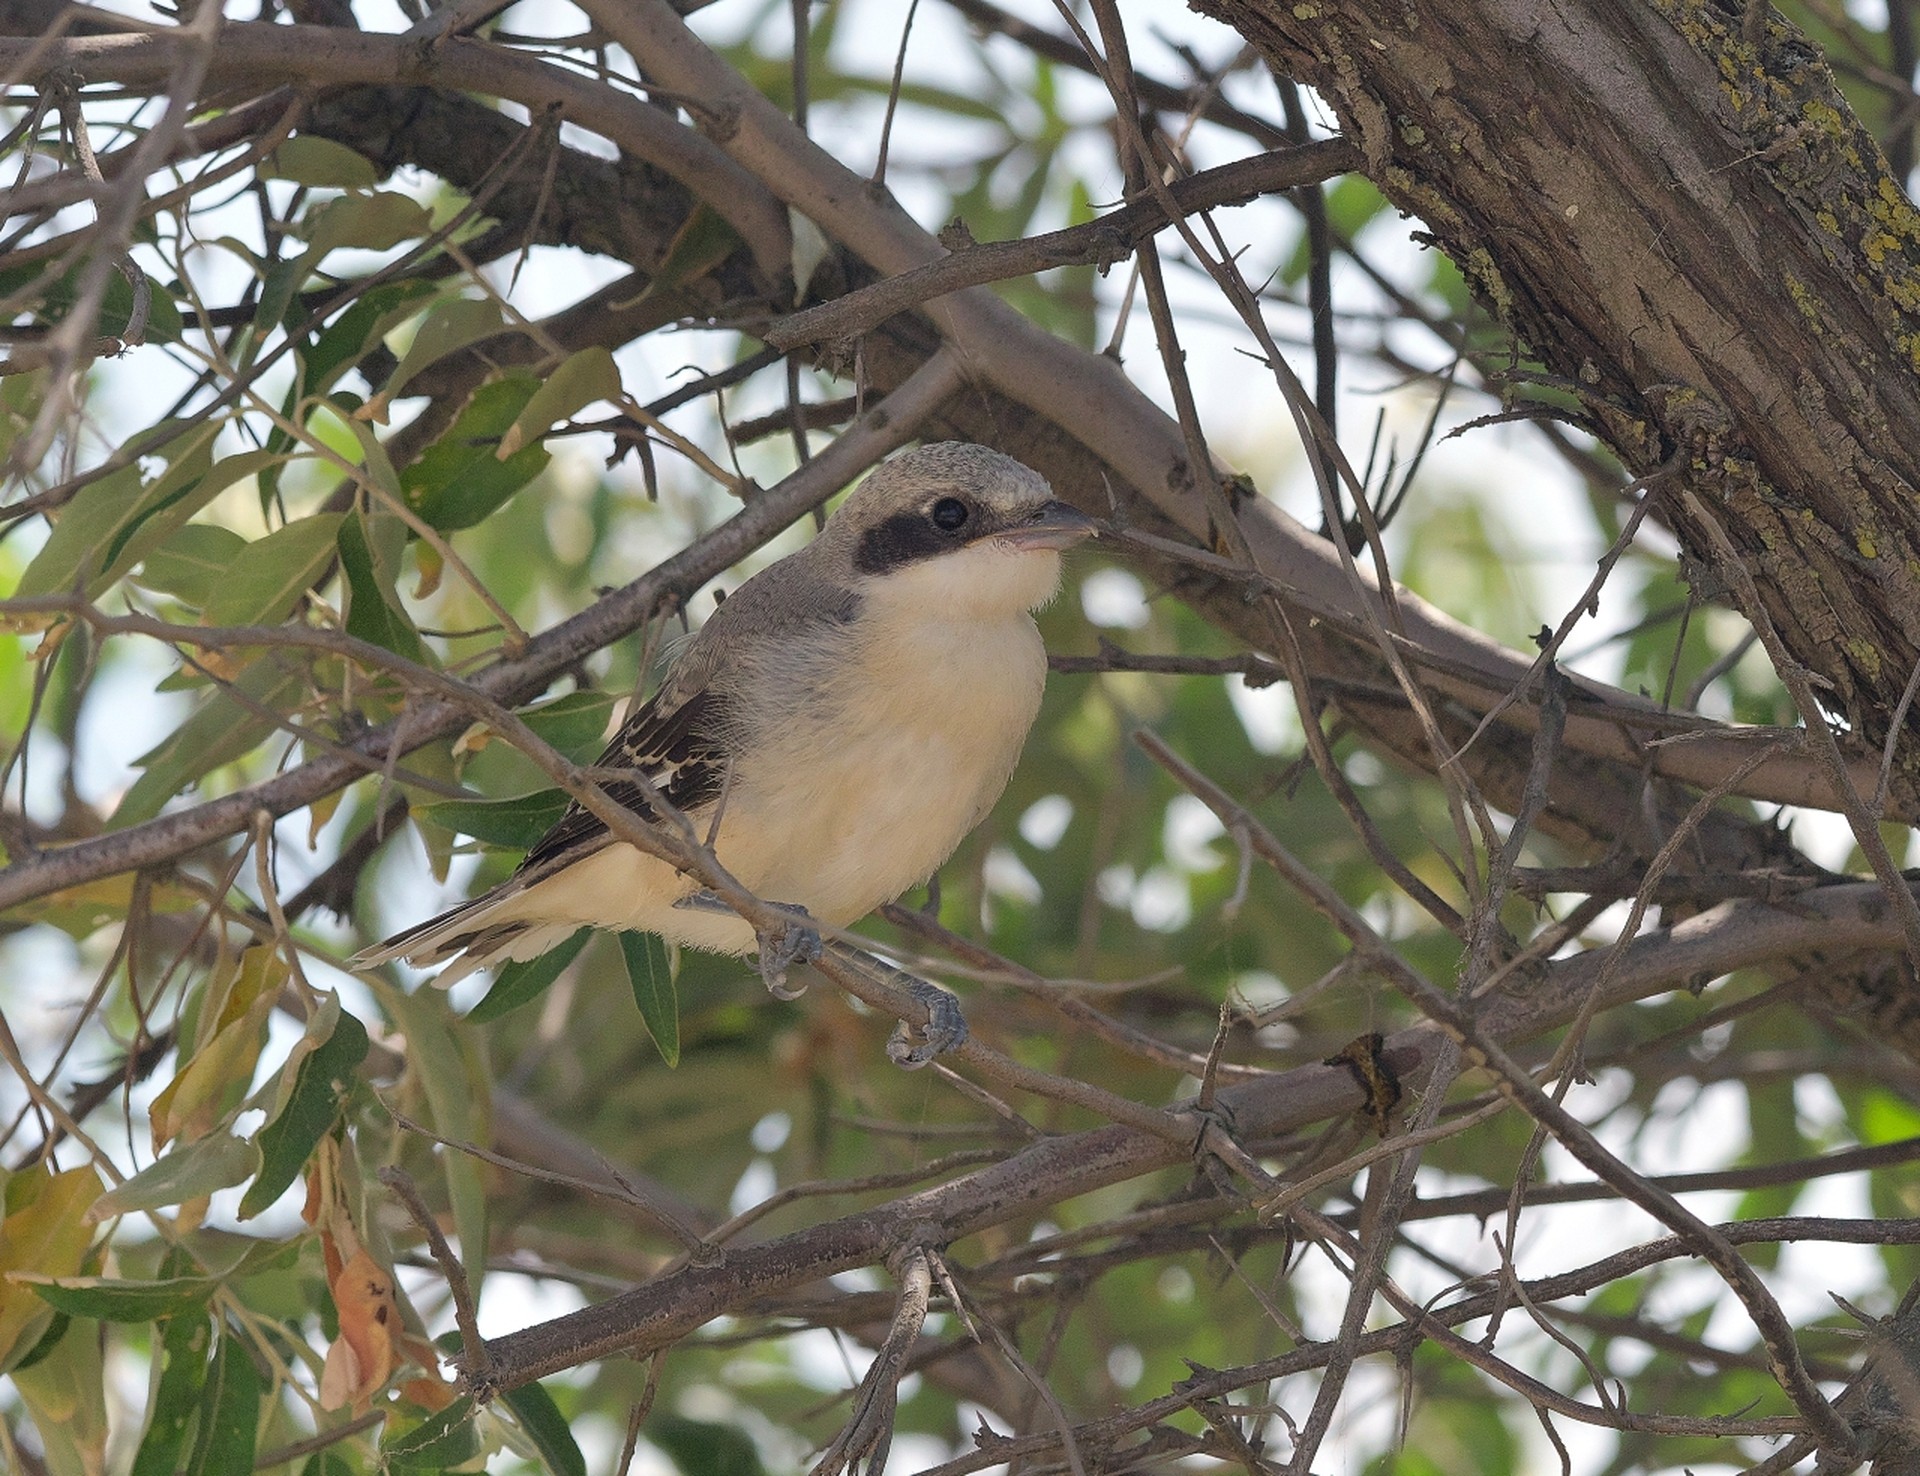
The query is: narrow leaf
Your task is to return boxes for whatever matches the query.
[418,790,568,849]
[496,347,620,458]
[620,932,680,1067]
[182,1332,261,1476]
[150,950,285,1150]
[399,376,547,531]
[239,1006,369,1220]
[267,137,380,190]
[112,656,309,826]
[503,1380,587,1476]
[518,690,617,761]
[302,190,432,259]
[337,509,427,665]
[382,1395,478,1469]
[88,1133,257,1221]
[19,443,278,600]
[129,1307,213,1476]
[11,1310,109,1476]
[468,929,591,1024]
[24,1274,215,1322]
[202,513,344,628]
[385,298,506,400]
[133,524,249,606]
[0,1165,101,1372]
[379,984,489,1284]
[303,279,439,396]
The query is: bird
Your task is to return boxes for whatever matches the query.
[353,441,1095,1055]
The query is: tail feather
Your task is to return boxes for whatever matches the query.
[349,884,575,986]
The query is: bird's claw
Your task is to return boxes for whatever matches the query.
[675,891,822,999]
[755,902,822,1001]
[886,975,969,1069]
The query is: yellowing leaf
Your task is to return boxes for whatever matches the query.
[151,950,286,1151]
[411,541,444,600]
[301,190,433,259]
[4,875,199,939]
[320,1248,397,1412]
[12,1303,107,1476]
[266,137,379,190]
[307,787,343,849]
[0,1165,101,1373]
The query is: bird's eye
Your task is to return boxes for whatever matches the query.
[930,497,970,531]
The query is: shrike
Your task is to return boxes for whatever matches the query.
[356,442,1095,1054]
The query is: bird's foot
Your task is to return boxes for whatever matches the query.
[754,901,823,1001]
[887,975,969,1069]
[674,890,823,999]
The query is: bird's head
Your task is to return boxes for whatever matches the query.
[832,442,1097,618]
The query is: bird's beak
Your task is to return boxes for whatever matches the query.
[987,500,1099,551]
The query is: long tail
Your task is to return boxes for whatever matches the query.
[348,884,575,988]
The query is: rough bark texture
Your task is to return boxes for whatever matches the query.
[1201,0,1920,768]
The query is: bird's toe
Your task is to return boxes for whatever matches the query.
[756,904,823,999]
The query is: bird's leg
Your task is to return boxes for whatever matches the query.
[674,890,823,1000]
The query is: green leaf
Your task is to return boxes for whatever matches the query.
[25,1274,216,1321]
[16,461,149,597]
[419,789,568,849]
[18,441,279,600]
[255,253,309,336]
[202,513,344,628]
[517,690,617,760]
[467,929,591,1024]
[503,1379,586,1476]
[183,1332,261,1476]
[620,932,680,1067]
[302,191,434,260]
[0,255,183,345]
[88,1133,259,1221]
[647,1416,767,1476]
[130,1307,214,1476]
[645,204,744,301]
[385,298,506,401]
[113,654,309,826]
[382,1395,479,1470]
[238,1005,369,1220]
[400,376,548,531]
[303,280,439,396]
[10,1311,68,1372]
[267,137,380,190]
[133,524,250,606]
[11,1312,108,1476]
[496,347,621,459]
[337,508,427,665]
[379,984,488,1284]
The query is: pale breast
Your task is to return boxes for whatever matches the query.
[714,609,1047,925]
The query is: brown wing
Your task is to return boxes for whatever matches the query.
[516,684,731,877]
